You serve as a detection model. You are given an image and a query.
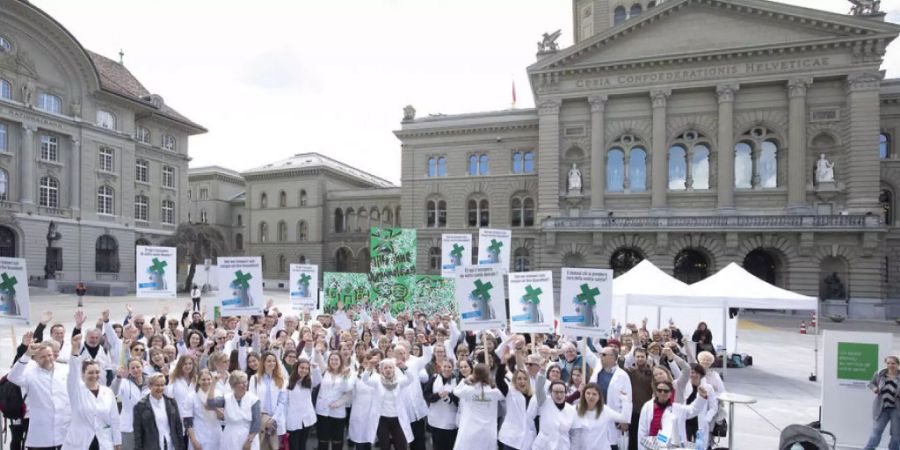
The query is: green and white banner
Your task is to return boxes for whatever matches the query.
[508,271,554,333]
[323,272,371,314]
[478,228,511,273]
[369,227,416,312]
[410,275,456,316]
[289,264,319,310]
[217,256,263,316]
[0,257,29,325]
[441,234,472,277]
[455,266,506,331]
[135,246,177,298]
[559,268,613,338]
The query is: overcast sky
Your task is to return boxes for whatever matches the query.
[31,0,900,184]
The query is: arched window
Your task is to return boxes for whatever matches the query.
[647,1,657,7]
[629,3,643,18]
[629,148,647,192]
[259,222,269,243]
[736,127,780,189]
[469,155,478,175]
[298,255,307,264]
[611,248,644,277]
[359,208,369,230]
[298,221,308,241]
[39,176,59,208]
[429,247,441,271]
[260,192,268,208]
[136,126,151,144]
[0,123,6,152]
[511,196,535,227]
[278,221,287,242]
[334,209,344,232]
[300,189,308,206]
[759,140,778,188]
[479,154,489,175]
[692,144,710,190]
[524,152,534,173]
[467,198,489,227]
[514,247,531,272]
[669,131,711,190]
[562,252,586,268]
[881,189,894,226]
[95,235,119,273]
[97,185,114,215]
[428,157,437,177]
[371,208,380,225]
[279,254,287,273]
[200,209,208,223]
[235,233,243,250]
[279,191,287,207]
[438,200,447,227]
[673,249,709,284]
[0,225,15,258]
[0,79,10,100]
[162,135,176,151]
[346,208,356,232]
[438,157,446,176]
[383,207,392,226]
[614,6,627,24]
[335,248,353,273]
[668,145,687,190]
[743,248,781,286]
[96,110,116,129]
[357,249,370,272]
[426,200,436,227]
[734,142,753,189]
[0,168,7,201]
[513,152,523,173]
[237,214,242,227]
[607,148,625,192]
[881,133,891,159]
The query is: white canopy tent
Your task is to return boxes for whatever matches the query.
[688,262,818,310]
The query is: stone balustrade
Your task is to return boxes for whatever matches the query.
[542,214,882,230]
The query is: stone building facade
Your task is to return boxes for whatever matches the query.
[0,0,206,293]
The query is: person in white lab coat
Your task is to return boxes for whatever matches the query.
[531,379,577,450]
[64,335,121,450]
[348,350,380,450]
[497,366,536,450]
[189,370,223,450]
[315,352,353,450]
[249,352,287,450]
[8,333,71,449]
[133,373,186,450]
[592,347,633,449]
[424,359,459,450]
[637,379,708,448]
[206,371,262,450]
[111,358,148,450]
[286,355,322,450]
[166,354,198,449]
[571,383,631,450]
[361,357,417,450]
[452,363,504,450]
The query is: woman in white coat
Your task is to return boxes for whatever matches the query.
[348,350,380,450]
[361,357,417,450]
[570,383,631,450]
[167,354,198,449]
[285,355,322,450]
[65,335,121,450]
[424,359,459,450]
[531,378,577,450]
[249,352,287,450]
[112,358,148,450]
[189,370,223,450]
[637,379,708,448]
[452,363,504,450]
[497,366,536,450]
[315,352,354,450]
[206,371,262,450]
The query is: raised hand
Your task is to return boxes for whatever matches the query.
[101,309,110,322]
[126,304,134,315]
[266,298,275,310]
[74,310,87,328]
[40,310,53,325]
[22,330,33,347]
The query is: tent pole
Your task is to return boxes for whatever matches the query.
[810,302,819,382]
[722,306,728,380]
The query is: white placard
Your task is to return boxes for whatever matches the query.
[135,246,177,298]
[289,264,319,310]
[455,266,506,331]
[478,228,511,273]
[559,268,613,338]
[822,330,893,450]
[217,256,264,316]
[441,234,472,277]
[508,271,554,333]
[0,257,30,325]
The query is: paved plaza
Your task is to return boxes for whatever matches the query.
[3,289,900,449]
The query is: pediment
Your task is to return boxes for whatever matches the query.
[530,0,900,73]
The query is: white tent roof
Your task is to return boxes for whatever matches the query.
[612,259,696,305]
[687,262,818,310]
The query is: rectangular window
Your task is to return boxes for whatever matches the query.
[135,160,148,183]
[40,135,58,161]
[0,123,6,151]
[161,200,174,224]
[97,187,114,215]
[37,93,61,114]
[162,166,175,188]
[99,147,114,172]
[134,196,149,221]
[200,188,209,200]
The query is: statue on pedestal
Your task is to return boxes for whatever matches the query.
[823,272,847,300]
[816,154,835,184]
[44,221,62,280]
[567,163,583,194]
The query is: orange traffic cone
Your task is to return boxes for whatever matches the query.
[800,321,807,334]
[811,313,817,329]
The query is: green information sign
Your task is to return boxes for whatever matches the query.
[322,273,371,313]
[837,342,878,381]
[410,275,457,316]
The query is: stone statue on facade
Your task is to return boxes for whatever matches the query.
[567,163,583,194]
[402,105,416,121]
[537,30,562,53]
[849,0,880,15]
[823,272,847,300]
[44,221,62,280]
[816,154,835,184]
[21,80,34,107]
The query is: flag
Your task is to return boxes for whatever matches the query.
[511,80,517,108]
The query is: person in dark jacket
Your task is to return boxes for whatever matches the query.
[133,373,187,450]
[691,322,715,354]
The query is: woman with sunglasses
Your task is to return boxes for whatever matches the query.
[637,379,709,448]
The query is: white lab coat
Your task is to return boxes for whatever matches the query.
[531,397,577,450]
[249,373,287,435]
[165,377,195,436]
[221,391,260,450]
[400,345,434,422]
[285,370,321,432]
[570,393,632,450]
[594,366,633,444]
[498,389,537,450]
[315,371,353,418]
[427,375,458,430]
[362,370,417,443]
[116,377,148,433]
[348,373,378,443]
[637,392,708,447]
[7,355,71,447]
[190,390,223,450]
[452,381,504,450]
[62,355,121,450]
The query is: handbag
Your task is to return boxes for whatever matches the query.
[711,418,728,437]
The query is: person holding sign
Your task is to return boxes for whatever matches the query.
[863,356,900,450]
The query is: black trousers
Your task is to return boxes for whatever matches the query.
[26,447,61,450]
[409,418,426,450]
[376,416,407,450]
[429,427,457,450]
[289,427,311,450]
[89,437,100,450]
[192,297,201,311]
[316,415,345,442]
[10,417,28,450]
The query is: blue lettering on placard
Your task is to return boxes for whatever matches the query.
[511,313,532,322]
[460,310,483,319]
[442,264,456,269]
[290,292,303,298]
[562,316,585,323]
[222,298,241,306]
[138,282,157,289]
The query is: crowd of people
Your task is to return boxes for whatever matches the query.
[1,299,729,450]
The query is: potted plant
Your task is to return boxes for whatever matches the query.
[829,314,846,323]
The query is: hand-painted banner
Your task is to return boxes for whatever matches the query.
[478,228,511,273]
[369,227,416,312]
[410,275,456,316]
[217,257,263,316]
[455,266,506,331]
[559,268,613,338]
[0,257,30,325]
[508,271,554,333]
[289,264,319,310]
[441,234,472,278]
[135,246,177,298]
[323,272,371,314]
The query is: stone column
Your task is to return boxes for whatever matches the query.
[787,77,812,213]
[716,84,739,212]
[650,89,670,212]
[589,95,608,212]
[69,138,81,213]
[845,71,883,213]
[19,124,36,206]
[537,98,562,218]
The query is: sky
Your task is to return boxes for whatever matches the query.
[29,0,900,185]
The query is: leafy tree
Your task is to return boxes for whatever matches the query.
[161,223,228,292]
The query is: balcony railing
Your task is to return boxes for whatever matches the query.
[542,214,882,230]
[37,206,70,218]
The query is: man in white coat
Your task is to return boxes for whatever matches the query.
[8,333,72,449]
[593,346,632,450]
[394,341,433,450]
